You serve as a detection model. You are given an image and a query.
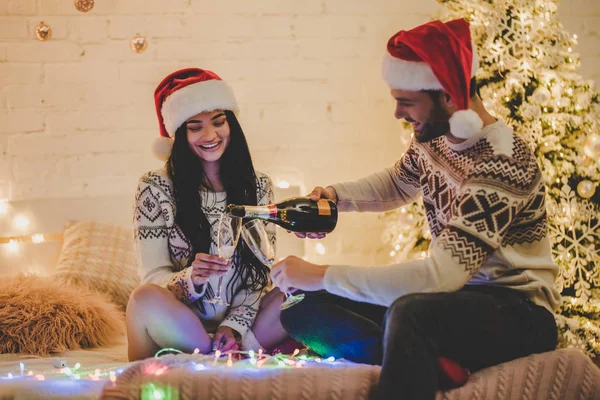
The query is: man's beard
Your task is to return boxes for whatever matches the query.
[412,99,452,143]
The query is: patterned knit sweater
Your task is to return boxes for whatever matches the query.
[325,120,561,312]
[133,168,274,340]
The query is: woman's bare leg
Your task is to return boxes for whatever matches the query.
[126,283,212,361]
[251,288,288,349]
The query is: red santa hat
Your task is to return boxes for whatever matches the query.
[382,19,482,139]
[152,68,239,161]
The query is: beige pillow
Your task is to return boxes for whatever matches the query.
[53,220,140,310]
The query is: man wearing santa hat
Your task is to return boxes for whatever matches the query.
[271,19,560,399]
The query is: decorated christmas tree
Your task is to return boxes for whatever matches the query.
[382,0,600,357]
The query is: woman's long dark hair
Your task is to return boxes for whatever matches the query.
[166,110,270,310]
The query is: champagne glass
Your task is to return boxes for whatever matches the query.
[205,212,242,306]
[241,219,305,310]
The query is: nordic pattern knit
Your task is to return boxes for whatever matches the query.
[326,119,561,312]
[133,168,274,348]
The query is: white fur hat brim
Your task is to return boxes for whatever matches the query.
[381,45,479,91]
[161,79,239,136]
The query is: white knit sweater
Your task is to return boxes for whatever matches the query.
[133,168,274,346]
[325,120,561,312]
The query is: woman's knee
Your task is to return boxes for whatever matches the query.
[127,283,171,313]
[259,287,285,311]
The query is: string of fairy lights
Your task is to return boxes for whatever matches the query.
[0,199,63,253]
[1,346,340,398]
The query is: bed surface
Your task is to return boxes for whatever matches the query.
[0,336,132,400]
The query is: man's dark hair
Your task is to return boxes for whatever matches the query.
[423,77,480,102]
[469,77,480,98]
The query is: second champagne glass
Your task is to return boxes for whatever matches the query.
[204,212,242,306]
[241,219,305,310]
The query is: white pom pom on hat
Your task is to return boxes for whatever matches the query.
[151,136,174,162]
[449,109,484,139]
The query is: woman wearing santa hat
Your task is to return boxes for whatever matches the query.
[126,68,288,360]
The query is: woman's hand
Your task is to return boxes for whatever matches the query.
[213,326,240,352]
[190,253,230,285]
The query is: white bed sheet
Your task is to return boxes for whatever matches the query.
[0,336,134,400]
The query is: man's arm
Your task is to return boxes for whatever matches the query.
[330,142,421,213]
[274,155,534,306]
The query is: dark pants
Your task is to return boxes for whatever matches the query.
[280,286,558,400]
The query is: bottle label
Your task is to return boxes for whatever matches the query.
[245,205,278,218]
[317,199,331,216]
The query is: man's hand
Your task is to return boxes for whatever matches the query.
[271,255,328,293]
[213,326,240,352]
[292,186,338,239]
[190,253,230,286]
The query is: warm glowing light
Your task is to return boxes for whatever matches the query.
[0,199,8,215]
[315,243,326,255]
[31,234,45,243]
[7,240,19,253]
[390,251,396,257]
[276,180,290,189]
[14,216,30,230]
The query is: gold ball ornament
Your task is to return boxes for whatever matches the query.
[584,133,600,158]
[130,34,148,54]
[74,0,94,12]
[35,21,52,41]
[577,180,596,199]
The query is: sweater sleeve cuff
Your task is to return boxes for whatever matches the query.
[219,316,250,339]
[167,266,206,304]
[329,184,354,212]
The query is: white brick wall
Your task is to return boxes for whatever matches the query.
[1,0,599,265]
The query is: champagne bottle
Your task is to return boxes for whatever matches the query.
[226,197,338,233]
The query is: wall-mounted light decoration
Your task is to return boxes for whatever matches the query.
[74,0,94,13]
[35,21,52,41]
[130,33,148,54]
